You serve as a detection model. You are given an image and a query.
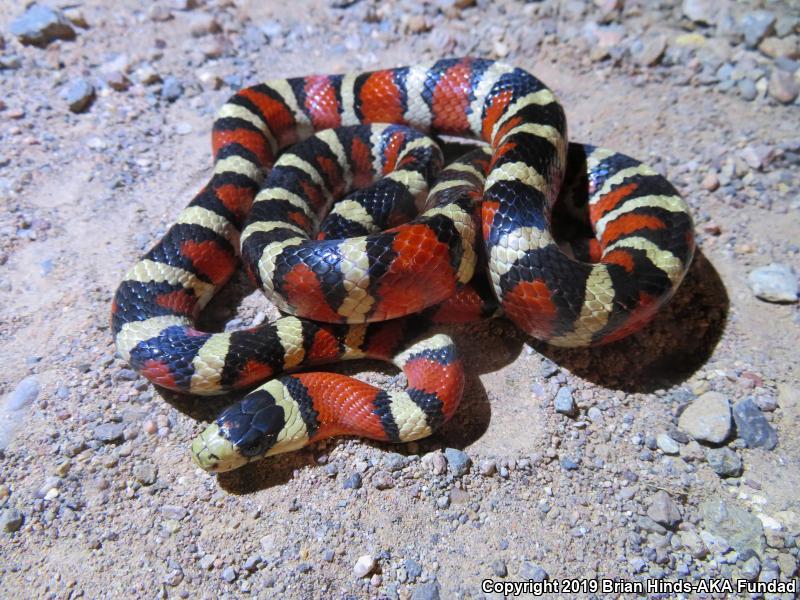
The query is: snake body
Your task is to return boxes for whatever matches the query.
[111,58,694,471]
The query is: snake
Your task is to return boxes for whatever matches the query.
[111,58,695,472]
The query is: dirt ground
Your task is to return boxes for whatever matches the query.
[1,0,799,599]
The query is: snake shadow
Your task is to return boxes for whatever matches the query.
[531,248,729,392]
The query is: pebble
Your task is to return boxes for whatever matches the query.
[63,79,95,113]
[411,582,440,600]
[705,447,743,477]
[681,0,716,26]
[732,397,778,450]
[740,555,761,580]
[132,463,158,485]
[198,554,215,570]
[740,10,776,49]
[478,459,497,476]
[587,406,603,423]
[656,433,680,455]
[647,490,682,529]
[342,472,362,489]
[748,263,798,303]
[491,559,507,577]
[519,561,548,581]
[5,376,40,412]
[701,173,720,191]
[1,375,39,448]
[372,470,394,490]
[93,422,125,444]
[444,448,471,476]
[738,78,758,101]
[1,508,24,533]
[220,566,237,583]
[768,68,800,104]
[405,558,422,580]
[353,554,375,578]
[677,391,731,444]
[189,14,220,37]
[700,498,766,556]
[554,387,577,416]
[10,4,76,47]
[633,34,667,67]
[680,530,708,558]
[161,77,184,102]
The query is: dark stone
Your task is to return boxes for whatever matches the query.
[10,5,76,47]
[732,398,778,450]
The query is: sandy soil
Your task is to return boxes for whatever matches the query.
[1,1,799,599]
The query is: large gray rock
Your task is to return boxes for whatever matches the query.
[732,398,778,450]
[9,4,76,47]
[700,498,765,556]
[748,264,798,303]
[678,392,732,444]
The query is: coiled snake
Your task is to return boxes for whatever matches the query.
[111,58,694,472]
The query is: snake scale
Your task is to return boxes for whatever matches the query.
[111,58,695,472]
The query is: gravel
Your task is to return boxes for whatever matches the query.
[1,0,798,597]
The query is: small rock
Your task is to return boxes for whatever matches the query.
[519,561,548,582]
[5,377,39,411]
[633,34,667,67]
[732,398,778,450]
[560,456,579,470]
[10,5,76,47]
[161,505,188,520]
[478,459,497,476]
[444,448,471,476]
[148,5,173,22]
[383,452,407,472]
[411,582,440,600]
[647,490,682,529]
[705,447,743,477]
[436,495,450,509]
[372,470,394,490]
[136,64,161,85]
[759,36,799,60]
[738,79,758,101]
[701,173,720,191]
[491,559,507,577]
[680,530,707,558]
[243,555,262,572]
[587,406,603,423]
[63,7,88,28]
[198,554,215,570]
[1,508,24,533]
[132,464,158,485]
[63,79,95,113]
[554,387,577,416]
[678,391,732,444]
[94,422,125,444]
[343,473,362,489]
[405,558,423,580]
[753,394,777,412]
[748,263,798,303]
[740,11,776,49]
[740,555,761,581]
[406,15,430,34]
[104,71,131,91]
[189,13,220,37]
[220,566,236,583]
[656,433,680,455]
[353,554,375,578]
[768,68,800,104]
[681,0,716,25]
[161,77,184,102]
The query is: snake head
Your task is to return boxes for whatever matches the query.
[190,384,295,472]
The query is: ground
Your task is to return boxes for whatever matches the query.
[1,0,799,599]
